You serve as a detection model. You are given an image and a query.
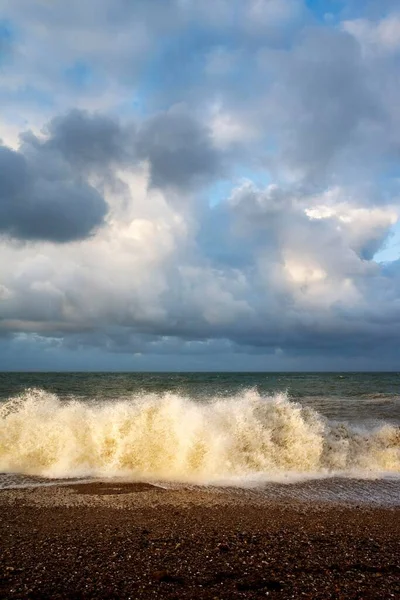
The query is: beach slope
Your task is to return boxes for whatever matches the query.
[1,482,399,599]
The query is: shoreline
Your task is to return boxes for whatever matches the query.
[2,473,400,506]
[1,482,399,599]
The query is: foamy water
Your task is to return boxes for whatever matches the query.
[1,388,399,487]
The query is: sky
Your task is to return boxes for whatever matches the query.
[1,0,400,371]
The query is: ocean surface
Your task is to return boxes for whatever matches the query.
[1,372,399,504]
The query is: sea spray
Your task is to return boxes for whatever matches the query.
[0,388,399,482]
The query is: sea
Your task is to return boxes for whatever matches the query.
[1,372,399,505]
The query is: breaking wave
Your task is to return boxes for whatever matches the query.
[0,389,399,484]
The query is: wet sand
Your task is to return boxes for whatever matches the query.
[1,482,399,599]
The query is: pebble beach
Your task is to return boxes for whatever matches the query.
[1,481,399,599]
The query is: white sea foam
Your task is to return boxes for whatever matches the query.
[0,388,399,483]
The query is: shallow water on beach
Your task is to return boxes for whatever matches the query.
[1,372,399,504]
[1,474,400,508]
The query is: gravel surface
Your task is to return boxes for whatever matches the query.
[1,482,399,599]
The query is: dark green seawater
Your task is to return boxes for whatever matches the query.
[1,371,399,423]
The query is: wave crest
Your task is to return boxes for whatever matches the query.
[0,388,399,483]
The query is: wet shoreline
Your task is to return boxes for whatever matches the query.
[2,474,400,507]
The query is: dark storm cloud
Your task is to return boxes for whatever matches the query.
[46,109,130,171]
[136,107,223,189]
[0,143,107,242]
[44,107,222,189]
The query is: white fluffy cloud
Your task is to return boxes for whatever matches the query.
[343,14,400,55]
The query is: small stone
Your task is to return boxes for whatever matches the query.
[152,569,169,581]
[151,570,184,584]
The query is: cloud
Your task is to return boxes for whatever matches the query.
[0,103,225,243]
[254,27,382,186]
[136,106,223,189]
[0,140,107,243]
[46,109,130,171]
[343,14,400,55]
[1,170,399,365]
[244,0,305,39]
[1,2,400,368]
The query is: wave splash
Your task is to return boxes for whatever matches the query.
[1,389,399,483]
